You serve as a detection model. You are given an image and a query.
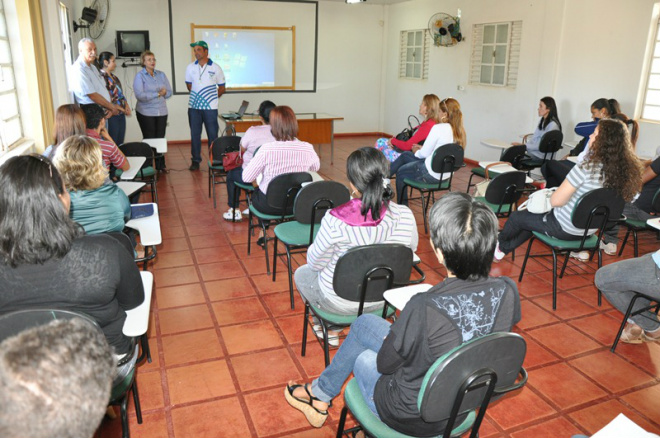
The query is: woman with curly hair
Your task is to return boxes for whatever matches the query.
[495,118,642,261]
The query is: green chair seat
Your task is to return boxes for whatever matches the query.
[475,196,513,214]
[110,367,135,401]
[624,218,647,229]
[208,160,224,171]
[343,378,476,438]
[312,303,395,326]
[235,181,255,191]
[520,158,543,167]
[273,222,322,245]
[403,178,450,190]
[249,204,294,221]
[136,166,156,177]
[470,167,485,177]
[532,231,598,250]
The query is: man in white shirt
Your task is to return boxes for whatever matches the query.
[185,40,226,171]
[69,38,124,116]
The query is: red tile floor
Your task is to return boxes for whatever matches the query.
[96,137,660,438]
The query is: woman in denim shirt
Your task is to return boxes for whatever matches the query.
[133,50,172,139]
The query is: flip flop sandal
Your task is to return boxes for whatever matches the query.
[284,383,329,428]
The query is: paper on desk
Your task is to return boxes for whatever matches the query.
[591,413,659,438]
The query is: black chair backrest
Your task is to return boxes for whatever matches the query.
[120,142,155,171]
[293,181,350,225]
[266,172,313,216]
[571,188,624,231]
[419,332,527,433]
[0,309,100,343]
[484,171,526,208]
[209,136,241,165]
[333,244,413,316]
[652,186,660,213]
[430,143,464,174]
[500,145,527,169]
[538,130,564,159]
[106,232,136,256]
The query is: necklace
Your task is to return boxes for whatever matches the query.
[199,63,208,80]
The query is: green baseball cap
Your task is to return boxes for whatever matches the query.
[190,40,208,49]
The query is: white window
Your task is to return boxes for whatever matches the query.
[469,21,522,87]
[399,30,430,80]
[0,1,22,152]
[641,14,660,122]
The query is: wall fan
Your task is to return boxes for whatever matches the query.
[428,13,462,47]
[73,0,110,39]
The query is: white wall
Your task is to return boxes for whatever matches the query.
[67,0,386,143]
[46,0,660,158]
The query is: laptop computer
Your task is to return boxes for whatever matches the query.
[222,101,249,120]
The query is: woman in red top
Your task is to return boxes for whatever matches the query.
[375,94,441,162]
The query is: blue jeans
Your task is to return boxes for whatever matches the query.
[188,108,219,163]
[395,160,437,206]
[389,151,420,177]
[226,167,245,209]
[603,202,653,244]
[312,314,390,416]
[498,210,580,254]
[595,253,660,332]
[107,113,126,146]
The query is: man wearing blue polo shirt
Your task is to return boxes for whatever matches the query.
[185,40,226,171]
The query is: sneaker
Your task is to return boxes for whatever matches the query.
[570,251,590,262]
[312,324,340,347]
[242,208,249,215]
[223,208,242,221]
[600,241,617,256]
[189,161,200,171]
[621,323,644,344]
[493,242,505,263]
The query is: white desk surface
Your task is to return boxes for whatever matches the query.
[566,156,579,163]
[123,271,153,337]
[309,171,323,182]
[116,181,146,197]
[481,138,511,149]
[478,161,533,184]
[563,140,579,149]
[647,217,660,231]
[125,203,161,246]
[383,284,433,311]
[120,156,147,180]
[142,138,167,154]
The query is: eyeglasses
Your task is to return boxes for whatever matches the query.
[29,154,53,178]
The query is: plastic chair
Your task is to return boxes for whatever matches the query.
[272,181,350,309]
[466,144,527,193]
[475,171,526,217]
[518,130,564,172]
[208,136,242,209]
[119,142,158,204]
[247,172,313,275]
[301,244,413,366]
[610,291,660,352]
[336,332,527,438]
[617,188,660,258]
[518,188,625,309]
[402,143,464,233]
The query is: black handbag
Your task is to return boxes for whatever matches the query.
[393,115,421,152]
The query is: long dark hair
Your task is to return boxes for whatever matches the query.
[346,147,393,220]
[586,118,642,202]
[0,156,83,267]
[258,100,276,124]
[97,52,114,70]
[538,96,562,131]
[591,98,615,117]
[612,113,639,146]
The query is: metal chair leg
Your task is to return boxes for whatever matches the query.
[286,245,295,309]
[551,249,558,310]
[301,304,310,357]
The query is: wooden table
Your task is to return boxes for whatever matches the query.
[224,113,343,164]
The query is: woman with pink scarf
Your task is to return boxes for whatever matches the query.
[294,147,418,324]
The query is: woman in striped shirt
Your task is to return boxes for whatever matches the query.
[494,118,642,261]
[294,147,419,319]
[242,105,321,218]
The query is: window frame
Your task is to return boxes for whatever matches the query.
[399,29,430,80]
[469,20,522,88]
[0,0,23,153]
[640,11,660,123]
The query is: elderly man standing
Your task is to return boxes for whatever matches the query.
[185,40,226,171]
[69,38,124,116]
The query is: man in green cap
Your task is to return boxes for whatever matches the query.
[185,40,226,171]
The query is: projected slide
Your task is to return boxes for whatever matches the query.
[207,31,275,87]
[193,25,295,90]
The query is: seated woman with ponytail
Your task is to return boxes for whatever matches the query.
[294,146,419,318]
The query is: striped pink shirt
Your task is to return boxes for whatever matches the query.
[242,140,320,193]
[86,129,126,169]
[240,125,276,168]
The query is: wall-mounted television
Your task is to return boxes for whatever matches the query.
[116,30,149,58]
